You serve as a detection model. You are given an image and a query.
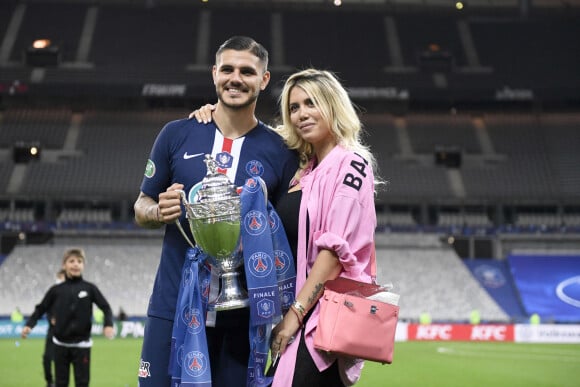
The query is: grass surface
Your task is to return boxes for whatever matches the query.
[2,338,579,386]
[357,341,580,387]
[2,337,141,387]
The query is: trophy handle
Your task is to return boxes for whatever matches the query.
[258,177,268,207]
[174,189,195,248]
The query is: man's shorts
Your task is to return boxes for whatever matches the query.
[138,316,173,387]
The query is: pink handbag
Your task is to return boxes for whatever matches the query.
[313,251,399,364]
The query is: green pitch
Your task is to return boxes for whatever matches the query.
[2,339,579,386]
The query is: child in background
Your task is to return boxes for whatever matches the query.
[43,269,66,387]
[21,248,114,387]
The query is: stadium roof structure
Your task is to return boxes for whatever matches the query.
[17,0,580,9]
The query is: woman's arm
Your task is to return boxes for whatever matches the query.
[271,249,341,356]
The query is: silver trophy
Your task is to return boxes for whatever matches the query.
[176,154,248,311]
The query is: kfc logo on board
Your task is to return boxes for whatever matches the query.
[415,325,452,340]
[471,325,508,341]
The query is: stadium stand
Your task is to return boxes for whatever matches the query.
[375,233,509,322]
[0,233,513,323]
[0,108,71,149]
[1,0,579,322]
[0,236,162,317]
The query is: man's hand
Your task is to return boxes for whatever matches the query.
[157,183,185,223]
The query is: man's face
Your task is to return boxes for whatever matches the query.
[212,49,270,110]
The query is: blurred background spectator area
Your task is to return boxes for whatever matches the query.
[0,0,579,322]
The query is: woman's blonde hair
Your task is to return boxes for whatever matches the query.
[276,69,379,184]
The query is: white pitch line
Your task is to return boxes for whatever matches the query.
[439,344,580,356]
[436,346,580,363]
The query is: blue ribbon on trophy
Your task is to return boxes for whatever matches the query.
[267,201,296,314]
[171,155,296,386]
[170,247,212,387]
[240,177,296,386]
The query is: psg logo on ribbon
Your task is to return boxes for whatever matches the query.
[183,266,194,288]
[244,177,261,193]
[183,351,208,378]
[248,252,273,278]
[274,250,291,276]
[244,210,267,236]
[201,277,210,304]
[245,160,264,177]
[269,211,281,233]
[254,325,266,344]
[181,306,203,335]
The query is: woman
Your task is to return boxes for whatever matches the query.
[270,69,378,386]
[191,69,379,386]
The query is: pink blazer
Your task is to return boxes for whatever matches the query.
[273,145,376,386]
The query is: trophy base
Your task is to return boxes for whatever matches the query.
[207,271,250,311]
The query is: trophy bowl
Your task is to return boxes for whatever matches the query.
[176,155,249,311]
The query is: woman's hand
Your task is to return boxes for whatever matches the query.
[189,103,216,123]
[269,250,342,358]
[270,308,301,357]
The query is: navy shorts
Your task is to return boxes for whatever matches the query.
[138,316,173,387]
[139,310,251,387]
[206,308,251,386]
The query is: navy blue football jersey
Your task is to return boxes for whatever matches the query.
[140,118,298,320]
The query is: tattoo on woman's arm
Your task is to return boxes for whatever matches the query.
[308,283,324,306]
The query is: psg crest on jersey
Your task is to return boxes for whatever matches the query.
[245,160,264,177]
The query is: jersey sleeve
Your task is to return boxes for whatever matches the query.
[139,121,176,200]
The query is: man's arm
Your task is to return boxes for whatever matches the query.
[134,191,163,229]
[134,184,185,228]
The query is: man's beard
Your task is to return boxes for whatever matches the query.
[217,88,260,110]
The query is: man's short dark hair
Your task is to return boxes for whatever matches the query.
[216,36,269,70]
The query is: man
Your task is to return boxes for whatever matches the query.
[134,36,298,387]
